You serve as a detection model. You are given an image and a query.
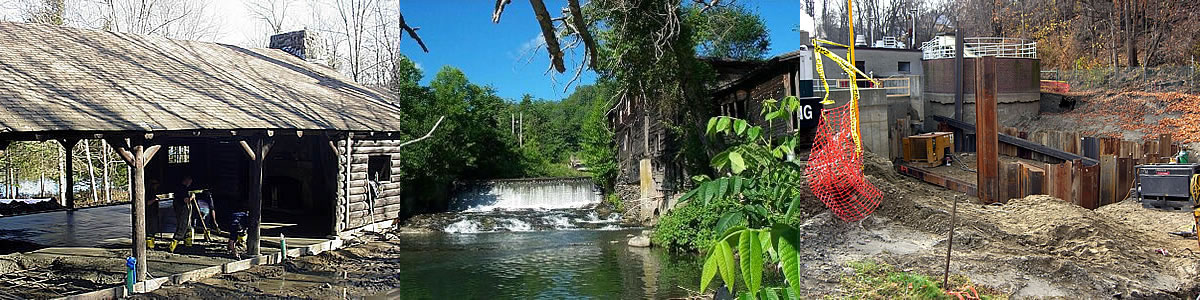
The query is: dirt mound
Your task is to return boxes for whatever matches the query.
[869,191,1200,298]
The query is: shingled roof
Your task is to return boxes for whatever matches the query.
[0,22,409,135]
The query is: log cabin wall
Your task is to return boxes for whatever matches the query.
[335,137,408,233]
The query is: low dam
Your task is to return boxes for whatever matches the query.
[449,177,601,211]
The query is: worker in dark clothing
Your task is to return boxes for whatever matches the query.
[227,210,249,259]
[169,175,196,252]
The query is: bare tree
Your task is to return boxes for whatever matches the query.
[94,0,225,40]
[245,0,294,34]
[14,0,66,24]
[332,0,375,82]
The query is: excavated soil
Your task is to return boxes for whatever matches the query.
[785,153,1200,298]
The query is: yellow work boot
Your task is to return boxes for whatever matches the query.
[168,240,179,253]
[238,235,247,247]
[147,237,155,249]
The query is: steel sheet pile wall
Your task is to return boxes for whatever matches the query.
[997,128,1181,209]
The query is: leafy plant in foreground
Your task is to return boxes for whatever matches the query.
[676,96,813,298]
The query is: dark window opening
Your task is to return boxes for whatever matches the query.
[368,155,392,182]
[898,61,912,73]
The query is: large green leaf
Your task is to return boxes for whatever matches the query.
[734,119,748,135]
[703,181,719,204]
[763,288,780,300]
[776,226,804,296]
[759,229,777,261]
[715,238,737,293]
[717,178,731,199]
[739,230,764,294]
[748,127,762,141]
[715,211,745,236]
[738,293,756,300]
[706,117,719,136]
[716,117,731,133]
[747,204,769,220]
[729,151,746,174]
[785,194,803,219]
[701,249,719,292]
[712,150,730,171]
[732,176,744,195]
[679,188,699,203]
[765,110,783,121]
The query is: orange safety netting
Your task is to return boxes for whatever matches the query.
[805,103,882,222]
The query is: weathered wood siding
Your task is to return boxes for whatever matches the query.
[334,137,407,232]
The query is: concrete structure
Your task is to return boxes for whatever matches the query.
[815,46,924,79]
[817,89,891,154]
[920,35,1041,126]
[923,57,1041,125]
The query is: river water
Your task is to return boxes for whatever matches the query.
[373,178,703,298]
[369,229,703,299]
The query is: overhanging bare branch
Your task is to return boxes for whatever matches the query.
[492,0,512,23]
[397,10,428,52]
[567,0,598,69]
[529,0,565,73]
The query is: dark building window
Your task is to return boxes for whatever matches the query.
[898,61,912,73]
[168,146,189,164]
[368,155,392,182]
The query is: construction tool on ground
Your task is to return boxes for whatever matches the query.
[1135,163,1200,246]
[902,132,954,167]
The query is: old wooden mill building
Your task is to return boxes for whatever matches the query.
[0,22,418,281]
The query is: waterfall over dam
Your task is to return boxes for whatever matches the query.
[450,177,601,211]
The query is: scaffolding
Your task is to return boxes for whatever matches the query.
[920,37,1038,60]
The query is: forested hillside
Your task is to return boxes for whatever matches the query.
[817,0,1200,69]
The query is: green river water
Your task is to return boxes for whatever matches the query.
[370,228,704,299]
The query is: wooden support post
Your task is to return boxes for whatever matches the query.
[59,138,79,209]
[975,56,1000,204]
[108,137,160,282]
[240,136,273,256]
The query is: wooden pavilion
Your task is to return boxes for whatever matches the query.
[0,22,417,281]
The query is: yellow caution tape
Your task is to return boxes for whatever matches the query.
[811,38,879,154]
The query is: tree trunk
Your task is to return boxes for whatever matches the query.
[59,141,66,205]
[11,168,18,199]
[101,139,111,203]
[39,167,45,198]
[84,140,98,205]
[1125,0,1138,67]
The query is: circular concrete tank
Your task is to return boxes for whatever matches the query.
[922,58,1040,124]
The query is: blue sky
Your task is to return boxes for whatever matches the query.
[394,1,807,101]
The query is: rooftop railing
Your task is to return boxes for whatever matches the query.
[921,37,1038,60]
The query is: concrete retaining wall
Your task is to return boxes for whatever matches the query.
[817,88,890,155]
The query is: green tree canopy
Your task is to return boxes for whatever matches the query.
[689,4,771,60]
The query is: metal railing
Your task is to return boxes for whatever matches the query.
[921,37,1038,60]
[821,77,911,97]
